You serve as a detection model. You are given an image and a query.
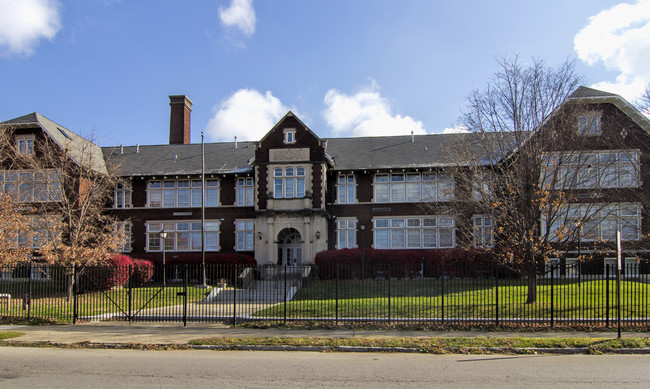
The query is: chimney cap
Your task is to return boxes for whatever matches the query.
[169,95,194,108]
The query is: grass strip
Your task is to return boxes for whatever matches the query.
[0,331,24,340]
[188,336,650,353]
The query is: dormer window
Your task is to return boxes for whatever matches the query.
[284,128,296,144]
[16,134,34,155]
[578,114,600,136]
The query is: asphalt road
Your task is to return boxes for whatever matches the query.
[1,348,649,388]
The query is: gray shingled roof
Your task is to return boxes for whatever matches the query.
[569,86,619,99]
[325,133,470,170]
[102,132,486,176]
[1,113,108,175]
[102,141,256,176]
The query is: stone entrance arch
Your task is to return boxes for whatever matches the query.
[277,228,302,266]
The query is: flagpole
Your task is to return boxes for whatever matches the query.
[201,131,207,287]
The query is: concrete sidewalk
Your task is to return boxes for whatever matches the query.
[0,322,642,345]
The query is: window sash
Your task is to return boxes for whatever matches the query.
[374,216,455,249]
[374,173,453,203]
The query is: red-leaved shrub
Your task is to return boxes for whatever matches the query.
[132,259,154,286]
[83,254,134,290]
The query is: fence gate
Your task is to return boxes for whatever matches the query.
[73,264,189,324]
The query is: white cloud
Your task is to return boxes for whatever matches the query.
[322,81,425,137]
[0,0,61,56]
[206,89,288,142]
[442,125,469,134]
[219,0,256,37]
[574,0,650,101]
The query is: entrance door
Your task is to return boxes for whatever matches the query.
[277,228,302,266]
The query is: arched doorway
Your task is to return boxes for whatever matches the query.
[277,228,302,266]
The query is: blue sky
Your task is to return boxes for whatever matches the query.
[1,0,649,147]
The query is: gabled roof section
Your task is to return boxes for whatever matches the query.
[258,111,321,145]
[568,86,650,134]
[103,141,255,177]
[569,86,619,99]
[1,113,108,175]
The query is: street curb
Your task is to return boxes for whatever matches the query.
[4,340,650,354]
[4,341,650,354]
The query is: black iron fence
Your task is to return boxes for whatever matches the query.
[1,259,648,329]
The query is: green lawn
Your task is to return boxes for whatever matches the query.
[254,278,650,320]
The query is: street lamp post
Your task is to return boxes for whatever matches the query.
[160,230,167,288]
[360,224,365,281]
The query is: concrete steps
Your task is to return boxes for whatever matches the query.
[205,280,299,303]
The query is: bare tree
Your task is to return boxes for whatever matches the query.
[639,82,650,114]
[0,120,127,299]
[447,56,644,303]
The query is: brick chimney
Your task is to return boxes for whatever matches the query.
[169,95,193,144]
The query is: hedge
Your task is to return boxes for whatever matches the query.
[133,252,256,266]
[314,248,506,279]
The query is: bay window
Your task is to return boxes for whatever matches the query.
[273,166,306,198]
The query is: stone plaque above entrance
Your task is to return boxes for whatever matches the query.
[269,148,310,162]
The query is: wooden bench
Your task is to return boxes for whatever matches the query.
[0,294,10,309]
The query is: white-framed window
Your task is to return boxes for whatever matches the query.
[337,219,357,249]
[545,258,561,279]
[337,174,355,204]
[114,182,132,208]
[284,128,296,144]
[115,221,131,252]
[15,216,59,249]
[542,150,640,189]
[0,170,62,202]
[374,172,453,203]
[565,258,580,278]
[146,220,220,252]
[15,134,34,155]
[544,203,641,242]
[473,215,493,248]
[236,177,254,206]
[147,178,219,208]
[273,166,306,198]
[374,216,455,249]
[472,172,494,201]
[604,257,639,278]
[30,266,50,281]
[235,220,254,251]
[578,115,600,136]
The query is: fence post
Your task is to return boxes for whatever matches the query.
[387,264,391,326]
[550,264,554,329]
[283,264,287,327]
[27,263,32,320]
[617,260,621,339]
[183,264,188,327]
[335,263,339,326]
[606,264,610,328]
[440,264,445,325]
[128,264,133,321]
[72,264,78,325]
[495,266,499,327]
[233,264,237,327]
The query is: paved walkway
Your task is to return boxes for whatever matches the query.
[0,322,644,345]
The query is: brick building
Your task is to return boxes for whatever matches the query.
[2,87,649,270]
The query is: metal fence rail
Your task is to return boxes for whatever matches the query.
[1,259,648,329]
